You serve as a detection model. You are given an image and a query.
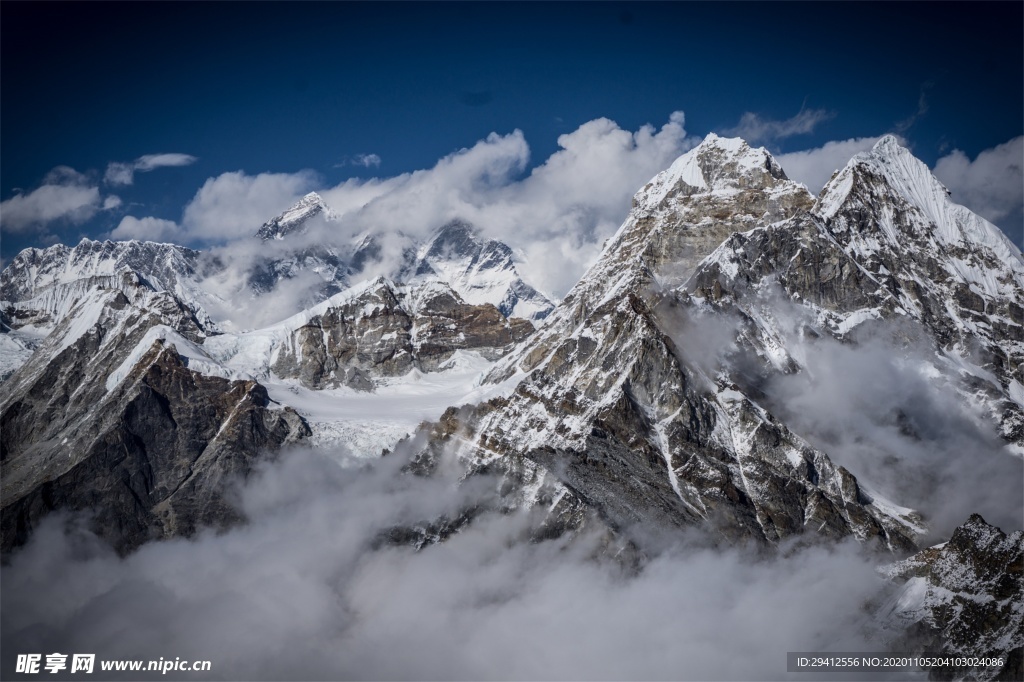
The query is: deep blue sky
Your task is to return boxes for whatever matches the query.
[2,1,1021,260]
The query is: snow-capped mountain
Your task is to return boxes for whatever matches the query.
[254,191,338,241]
[419,134,924,550]
[400,220,554,320]
[0,238,210,328]
[244,193,554,321]
[0,272,308,553]
[689,135,1024,448]
[2,133,1020,665]
[0,238,219,380]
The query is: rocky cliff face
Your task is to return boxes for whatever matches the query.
[689,135,1024,448]
[205,277,534,391]
[882,515,1023,681]
[0,278,308,555]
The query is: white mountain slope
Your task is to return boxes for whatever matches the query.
[0,240,220,381]
[402,219,555,320]
[0,239,211,326]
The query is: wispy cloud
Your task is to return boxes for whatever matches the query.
[723,107,834,144]
[894,82,933,133]
[104,153,198,186]
[335,153,382,169]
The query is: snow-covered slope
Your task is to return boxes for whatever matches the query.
[0,238,216,334]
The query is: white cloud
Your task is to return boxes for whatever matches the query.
[334,154,384,169]
[134,153,197,172]
[181,170,318,242]
[757,316,1023,540]
[102,195,122,210]
[1,446,893,681]
[775,136,885,193]
[183,114,693,302]
[103,162,135,186]
[318,112,694,297]
[353,153,382,168]
[933,136,1024,230]
[724,108,834,144]
[105,153,198,186]
[110,216,182,242]
[0,166,103,234]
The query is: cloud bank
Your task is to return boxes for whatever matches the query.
[181,170,319,242]
[1,445,894,681]
[180,112,694,301]
[110,216,182,242]
[755,316,1024,541]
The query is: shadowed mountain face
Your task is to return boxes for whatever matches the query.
[882,514,1023,681]
[0,278,309,554]
[1,134,1021,667]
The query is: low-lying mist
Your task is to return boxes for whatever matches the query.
[663,293,1023,543]
[2,444,902,681]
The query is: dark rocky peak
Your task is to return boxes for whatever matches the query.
[883,514,1022,680]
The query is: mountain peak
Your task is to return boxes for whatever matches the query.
[633,134,790,212]
[255,191,337,241]
[872,133,903,153]
[816,135,1023,265]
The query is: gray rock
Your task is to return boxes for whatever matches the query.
[0,279,308,555]
[882,515,1023,681]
